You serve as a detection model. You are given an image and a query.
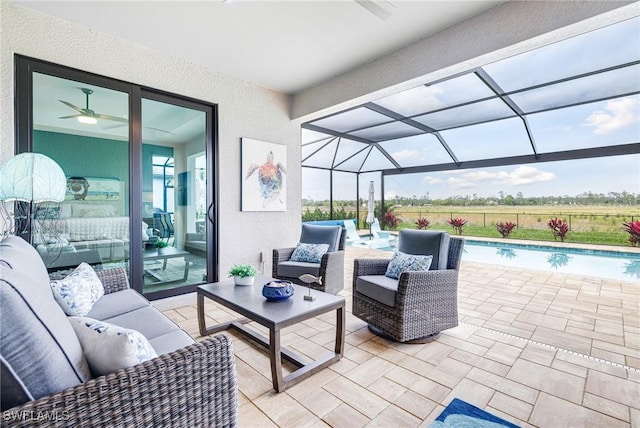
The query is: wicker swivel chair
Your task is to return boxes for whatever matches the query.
[352,230,464,343]
[272,224,346,295]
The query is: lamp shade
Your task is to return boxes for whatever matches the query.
[0,153,66,203]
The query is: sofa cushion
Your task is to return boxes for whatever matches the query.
[103,306,186,343]
[277,260,321,279]
[0,356,33,412]
[50,262,105,316]
[149,330,197,355]
[86,289,150,320]
[356,275,399,307]
[398,230,450,270]
[300,224,341,253]
[69,317,158,377]
[0,236,91,410]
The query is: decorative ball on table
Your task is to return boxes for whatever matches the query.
[228,263,258,286]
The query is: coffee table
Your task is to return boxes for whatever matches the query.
[143,248,190,284]
[197,275,345,392]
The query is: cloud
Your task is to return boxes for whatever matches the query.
[583,97,640,135]
[447,177,476,189]
[440,166,555,188]
[422,176,443,185]
[391,149,421,163]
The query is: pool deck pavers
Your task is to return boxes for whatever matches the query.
[155,245,640,427]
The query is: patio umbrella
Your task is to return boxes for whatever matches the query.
[365,181,375,240]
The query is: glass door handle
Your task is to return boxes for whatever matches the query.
[207,203,214,223]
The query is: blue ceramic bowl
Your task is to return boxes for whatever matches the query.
[262,280,294,302]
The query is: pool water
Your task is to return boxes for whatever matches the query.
[463,240,640,282]
[357,239,640,282]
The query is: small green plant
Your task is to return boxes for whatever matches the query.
[154,239,169,249]
[415,217,431,230]
[447,217,468,235]
[228,263,258,278]
[496,221,517,238]
[548,217,569,242]
[622,220,640,246]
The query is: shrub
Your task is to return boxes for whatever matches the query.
[548,217,569,242]
[415,217,431,230]
[622,220,640,246]
[447,217,468,235]
[383,211,399,230]
[496,221,517,238]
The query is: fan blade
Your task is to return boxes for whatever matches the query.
[59,100,86,115]
[58,114,81,119]
[102,123,127,130]
[94,113,128,123]
[144,126,174,135]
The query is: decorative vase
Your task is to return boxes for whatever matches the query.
[262,280,294,301]
[234,275,255,286]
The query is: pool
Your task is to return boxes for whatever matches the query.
[462,240,640,282]
[353,239,640,282]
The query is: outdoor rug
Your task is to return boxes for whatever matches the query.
[430,398,520,427]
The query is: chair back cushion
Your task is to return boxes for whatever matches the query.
[398,230,450,270]
[299,224,342,253]
[0,236,91,410]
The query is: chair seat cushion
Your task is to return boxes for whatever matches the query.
[102,306,183,343]
[277,261,321,279]
[149,329,196,355]
[356,275,399,307]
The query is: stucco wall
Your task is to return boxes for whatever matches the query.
[0,1,301,277]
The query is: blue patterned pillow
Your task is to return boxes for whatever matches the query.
[69,317,158,376]
[290,243,330,263]
[385,251,433,279]
[50,262,105,316]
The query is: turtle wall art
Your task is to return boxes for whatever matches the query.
[241,138,287,212]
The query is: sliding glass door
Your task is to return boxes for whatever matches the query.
[15,55,218,299]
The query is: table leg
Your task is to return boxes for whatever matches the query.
[335,305,345,356]
[269,327,284,392]
[197,292,206,336]
[182,256,190,281]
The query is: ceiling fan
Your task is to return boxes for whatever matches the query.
[59,88,128,125]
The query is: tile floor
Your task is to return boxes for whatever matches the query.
[155,246,640,427]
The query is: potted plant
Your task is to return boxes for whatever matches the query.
[228,263,258,286]
[154,239,169,252]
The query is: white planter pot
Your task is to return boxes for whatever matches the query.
[234,275,255,286]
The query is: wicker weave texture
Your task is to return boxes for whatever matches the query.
[272,248,345,295]
[1,335,238,428]
[352,237,464,342]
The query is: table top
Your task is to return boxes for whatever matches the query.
[198,275,345,328]
[143,247,189,259]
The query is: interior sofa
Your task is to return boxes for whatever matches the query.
[0,235,238,427]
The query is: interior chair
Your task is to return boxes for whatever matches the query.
[352,229,464,343]
[153,212,175,246]
[272,224,346,295]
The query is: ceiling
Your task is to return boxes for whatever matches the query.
[13,0,504,94]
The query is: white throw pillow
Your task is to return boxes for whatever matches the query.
[50,262,105,316]
[69,317,158,376]
[290,243,330,263]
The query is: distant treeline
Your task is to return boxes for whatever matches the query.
[303,191,639,207]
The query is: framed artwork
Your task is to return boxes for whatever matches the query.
[241,138,287,212]
[65,177,120,201]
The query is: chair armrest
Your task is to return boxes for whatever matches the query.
[1,335,238,428]
[95,267,130,294]
[319,250,345,294]
[271,247,295,277]
[396,269,459,309]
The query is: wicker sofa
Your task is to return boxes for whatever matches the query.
[0,235,238,427]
